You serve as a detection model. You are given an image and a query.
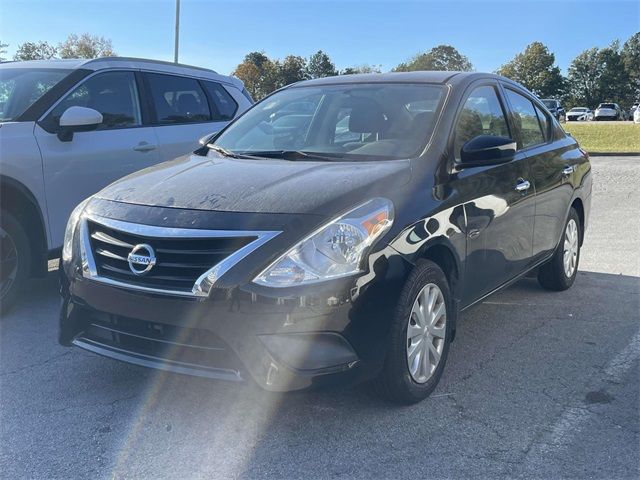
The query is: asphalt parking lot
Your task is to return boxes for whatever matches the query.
[1,156,638,479]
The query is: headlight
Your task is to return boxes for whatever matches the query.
[254,198,394,287]
[61,198,90,264]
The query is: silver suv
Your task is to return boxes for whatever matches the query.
[0,57,252,310]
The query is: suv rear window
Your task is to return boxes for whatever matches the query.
[146,73,210,124]
[599,103,616,109]
[202,81,237,121]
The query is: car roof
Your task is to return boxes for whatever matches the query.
[287,71,510,88]
[0,57,243,89]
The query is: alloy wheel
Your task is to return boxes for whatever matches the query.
[0,226,18,300]
[406,283,446,383]
[563,219,579,278]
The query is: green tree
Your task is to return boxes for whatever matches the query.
[567,40,633,108]
[307,50,337,78]
[394,44,473,72]
[566,47,601,108]
[597,41,632,105]
[340,64,382,75]
[13,41,57,61]
[0,41,8,62]
[621,32,640,101]
[497,42,565,97]
[278,55,308,86]
[58,33,115,59]
[232,51,280,99]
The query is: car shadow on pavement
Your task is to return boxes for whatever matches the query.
[1,269,638,478]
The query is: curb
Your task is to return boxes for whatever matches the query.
[587,152,640,157]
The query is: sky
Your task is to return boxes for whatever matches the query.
[1,0,638,75]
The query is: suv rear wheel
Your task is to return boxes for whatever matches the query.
[0,211,30,314]
[371,259,453,404]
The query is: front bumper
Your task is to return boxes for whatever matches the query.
[595,113,617,120]
[59,257,404,391]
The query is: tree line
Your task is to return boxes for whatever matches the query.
[234,33,639,109]
[0,33,115,61]
[2,31,637,109]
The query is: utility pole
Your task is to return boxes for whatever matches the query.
[174,0,180,63]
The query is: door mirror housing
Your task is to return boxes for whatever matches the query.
[458,135,516,168]
[199,131,220,146]
[57,106,103,142]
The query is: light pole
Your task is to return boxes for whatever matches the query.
[174,0,180,63]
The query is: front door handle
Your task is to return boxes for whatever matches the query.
[133,142,157,152]
[562,165,575,175]
[515,179,531,192]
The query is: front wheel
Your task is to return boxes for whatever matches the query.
[371,259,453,404]
[538,208,581,291]
[0,211,31,315]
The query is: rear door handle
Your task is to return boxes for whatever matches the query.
[515,179,531,192]
[133,142,157,152]
[562,165,575,175]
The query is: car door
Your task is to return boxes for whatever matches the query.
[451,83,536,306]
[34,70,161,248]
[143,73,234,161]
[502,87,575,263]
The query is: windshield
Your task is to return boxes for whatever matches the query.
[213,83,445,161]
[542,100,557,109]
[0,68,71,121]
[599,103,616,109]
[570,108,587,112]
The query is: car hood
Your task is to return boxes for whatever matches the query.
[96,152,412,215]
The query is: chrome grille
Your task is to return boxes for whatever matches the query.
[80,215,280,297]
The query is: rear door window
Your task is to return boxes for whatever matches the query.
[145,73,210,124]
[202,81,238,121]
[534,105,550,141]
[504,89,545,149]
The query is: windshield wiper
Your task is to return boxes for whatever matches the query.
[238,150,344,161]
[208,144,245,159]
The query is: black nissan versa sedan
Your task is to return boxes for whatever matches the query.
[59,71,591,404]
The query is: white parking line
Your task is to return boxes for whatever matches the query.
[537,331,640,454]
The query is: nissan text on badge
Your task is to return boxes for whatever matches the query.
[60,71,592,404]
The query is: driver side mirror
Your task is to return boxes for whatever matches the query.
[458,135,516,168]
[57,106,103,142]
[198,131,220,146]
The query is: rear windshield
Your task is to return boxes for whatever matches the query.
[570,108,587,112]
[542,100,557,108]
[213,83,445,161]
[0,68,71,121]
[599,103,616,109]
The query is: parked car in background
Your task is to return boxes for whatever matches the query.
[566,107,593,121]
[60,71,591,404]
[634,107,640,123]
[629,104,638,121]
[594,102,622,121]
[0,57,252,311]
[541,99,565,121]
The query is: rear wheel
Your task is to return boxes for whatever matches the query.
[0,212,30,315]
[371,259,453,404]
[538,208,581,291]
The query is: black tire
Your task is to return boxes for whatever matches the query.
[538,208,581,292]
[0,211,31,315]
[371,259,453,404]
